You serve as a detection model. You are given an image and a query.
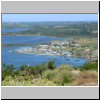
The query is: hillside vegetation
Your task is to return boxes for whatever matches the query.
[2,21,98,37]
[2,60,98,86]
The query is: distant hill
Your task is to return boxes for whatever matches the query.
[2,21,98,37]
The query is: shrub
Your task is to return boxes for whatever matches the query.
[44,71,55,80]
[61,72,73,85]
[2,61,74,86]
[43,65,73,86]
[47,60,56,70]
[53,70,73,86]
[31,64,46,75]
[20,65,32,76]
[20,64,29,71]
[2,64,15,80]
[58,64,73,71]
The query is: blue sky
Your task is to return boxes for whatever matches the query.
[2,14,98,22]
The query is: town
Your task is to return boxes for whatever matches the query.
[12,39,98,61]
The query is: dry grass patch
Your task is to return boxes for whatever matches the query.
[79,38,97,47]
[73,70,98,86]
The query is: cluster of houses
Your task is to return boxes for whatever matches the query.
[32,40,81,56]
[12,40,80,56]
[82,49,98,60]
[34,44,71,56]
[11,39,98,61]
[50,40,81,47]
[12,47,34,54]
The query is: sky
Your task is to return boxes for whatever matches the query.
[2,14,98,22]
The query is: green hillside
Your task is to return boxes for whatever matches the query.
[2,21,98,37]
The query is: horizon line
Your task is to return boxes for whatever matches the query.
[2,20,98,23]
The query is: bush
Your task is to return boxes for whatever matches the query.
[2,61,74,86]
[44,71,55,80]
[58,64,73,71]
[19,61,56,76]
[2,76,57,86]
[20,65,32,76]
[2,64,15,80]
[20,64,30,71]
[53,70,73,86]
[61,72,73,85]
[43,65,73,86]
[31,64,47,75]
[47,60,56,70]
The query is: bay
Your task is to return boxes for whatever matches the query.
[2,34,87,69]
[2,46,87,69]
[2,35,64,44]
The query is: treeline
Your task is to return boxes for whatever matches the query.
[2,22,98,37]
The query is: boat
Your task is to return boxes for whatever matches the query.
[75,59,79,61]
[66,58,70,60]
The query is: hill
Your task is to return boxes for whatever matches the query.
[2,21,98,37]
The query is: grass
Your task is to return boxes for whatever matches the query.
[79,60,98,71]
[2,75,56,86]
[79,37,97,47]
[2,60,98,86]
[43,65,73,86]
[73,70,98,86]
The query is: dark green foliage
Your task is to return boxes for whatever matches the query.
[14,70,20,76]
[2,60,56,80]
[2,64,15,80]
[31,66,44,75]
[80,60,98,71]
[20,65,33,76]
[19,61,55,76]
[20,64,30,71]
[47,60,56,70]
[28,64,47,76]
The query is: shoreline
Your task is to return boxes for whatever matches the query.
[2,34,67,39]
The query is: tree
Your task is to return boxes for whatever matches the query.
[47,60,56,70]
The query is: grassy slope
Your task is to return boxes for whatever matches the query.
[2,60,98,86]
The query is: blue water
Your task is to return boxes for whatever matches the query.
[2,36,87,69]
[2,28,29,34]
[2,46,87,69]
[2,36,63,44]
